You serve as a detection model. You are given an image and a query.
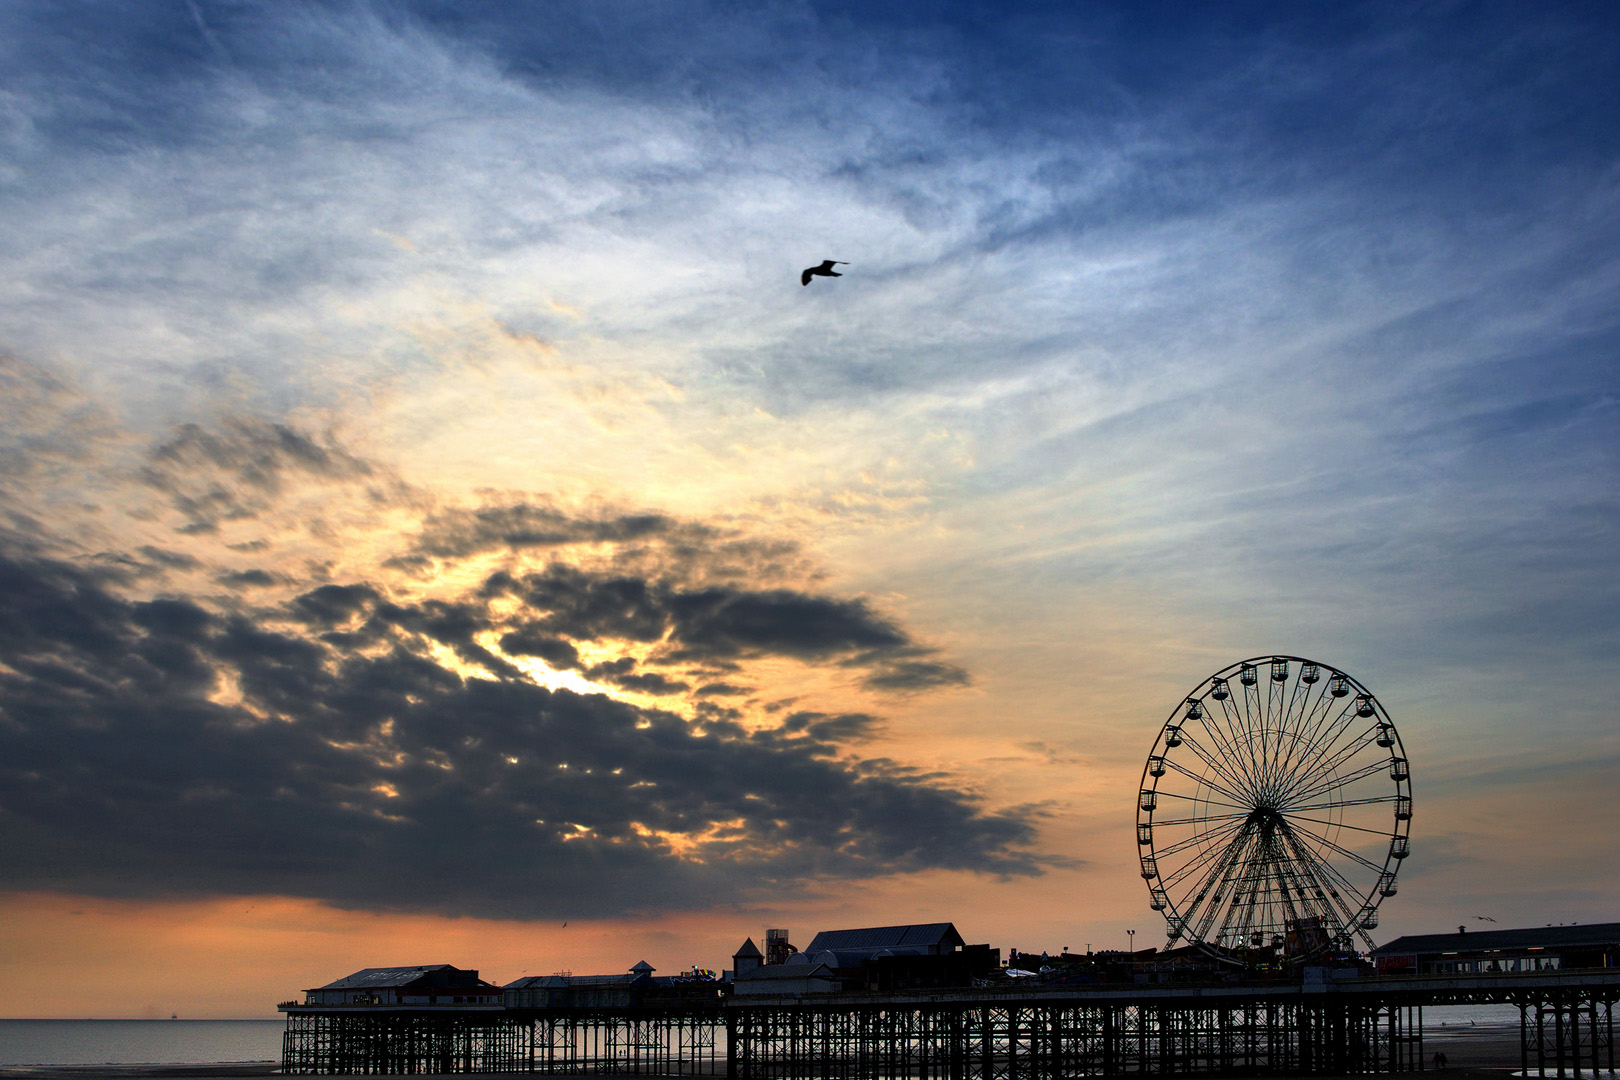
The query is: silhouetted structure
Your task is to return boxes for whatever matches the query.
[302,965,503,1006]
[764,929,794,967]
[732,938,763,978]
[281,965,512,1073]
[1372,922,1620,975]
[281,939,1620,1077]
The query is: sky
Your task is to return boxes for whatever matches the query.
[0,0,1617,1019]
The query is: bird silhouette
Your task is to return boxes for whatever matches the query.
[801,260,848,286]
[1473,916,1497,922]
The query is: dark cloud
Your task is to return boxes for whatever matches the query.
[0,544,1041,918]
[694,682,750,697]
[499,564,964,682]
[499,625,582,669]
[611,671,690,695]
[137,545,199,571]
[662,587,909,662]
[217,568,278,588]
[139,419,386,533]
[292,583,382,627]
[407,503,679,559]
[506,564,670,643]
[781,711,883,742]
[860,658,973,692]
[583,657,689,695]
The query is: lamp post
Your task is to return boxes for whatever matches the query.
[1127,929,1135,955]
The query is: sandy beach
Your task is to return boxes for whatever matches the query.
[0,1025,1570,1080]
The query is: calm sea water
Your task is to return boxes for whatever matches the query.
[0,1019,285,1066]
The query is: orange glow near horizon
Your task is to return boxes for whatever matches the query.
[0,853,1151,1020]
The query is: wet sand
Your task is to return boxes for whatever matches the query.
[0,1027,1554,1080]
[0,1068,280,1080]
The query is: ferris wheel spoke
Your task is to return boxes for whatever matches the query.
[1187,826,1260,941]
[1283,719,1381,792]
[1270,695,1361,791]
[1249,676,1276,788]
[1161,827,1250,890]
[1198,693,1250,763]
[1224,851,1270,948]
[1287,753,1390,805]
[1279,682,1352,769]
[1152,817,1247,860]
[1200,879,1257,947]
[1284,795,1398,813]
[1277,826,1364,935]
[1264,678,1316,793]
[1244,675,1265,750]
[1197,825,1262,941]
[1270,836,1308,926]
[1280,825,1376,932]
[1294,679,1342,741]
[1270,709,1360,793]
[1287,819,1389,873]
[1188,703,1251,775]
[1160,820,1256,892]
[1275,705,1373,796]
[1214,695,1268,796]
[1280,813,1396,838]
[1171,730,1258,801]
[1151,788,1251,810]
[1288,827,1369,901]
[1173,727,1259,797]
[1270,838,1314,928]
[1156,759,1252,806]
[1150,810,1251,829]
[1288,748,1390,804]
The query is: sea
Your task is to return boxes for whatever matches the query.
[0,1019,285,1067]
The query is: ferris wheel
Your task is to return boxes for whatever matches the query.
[1137,656,1411,961]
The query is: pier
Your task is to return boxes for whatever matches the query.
[280,968,1619,1077]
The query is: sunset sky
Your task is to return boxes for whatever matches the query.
[2,1,1617,1018]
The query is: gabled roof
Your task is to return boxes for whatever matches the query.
[733,937,763,958]
[1372,923,1620,955]
[805,923,964,954]
[313,965,457,990]
[503,972,653,989]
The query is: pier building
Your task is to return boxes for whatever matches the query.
[299,965,504,1006]
[278,921,1620,1077]
[1373,922,1620,975]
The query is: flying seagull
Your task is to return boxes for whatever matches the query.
[801,260,848,286]
[1473,916,1497,922]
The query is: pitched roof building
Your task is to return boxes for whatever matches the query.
[302,965,502,1006]
[1371,923,1620,975]
[801,923,965,964]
